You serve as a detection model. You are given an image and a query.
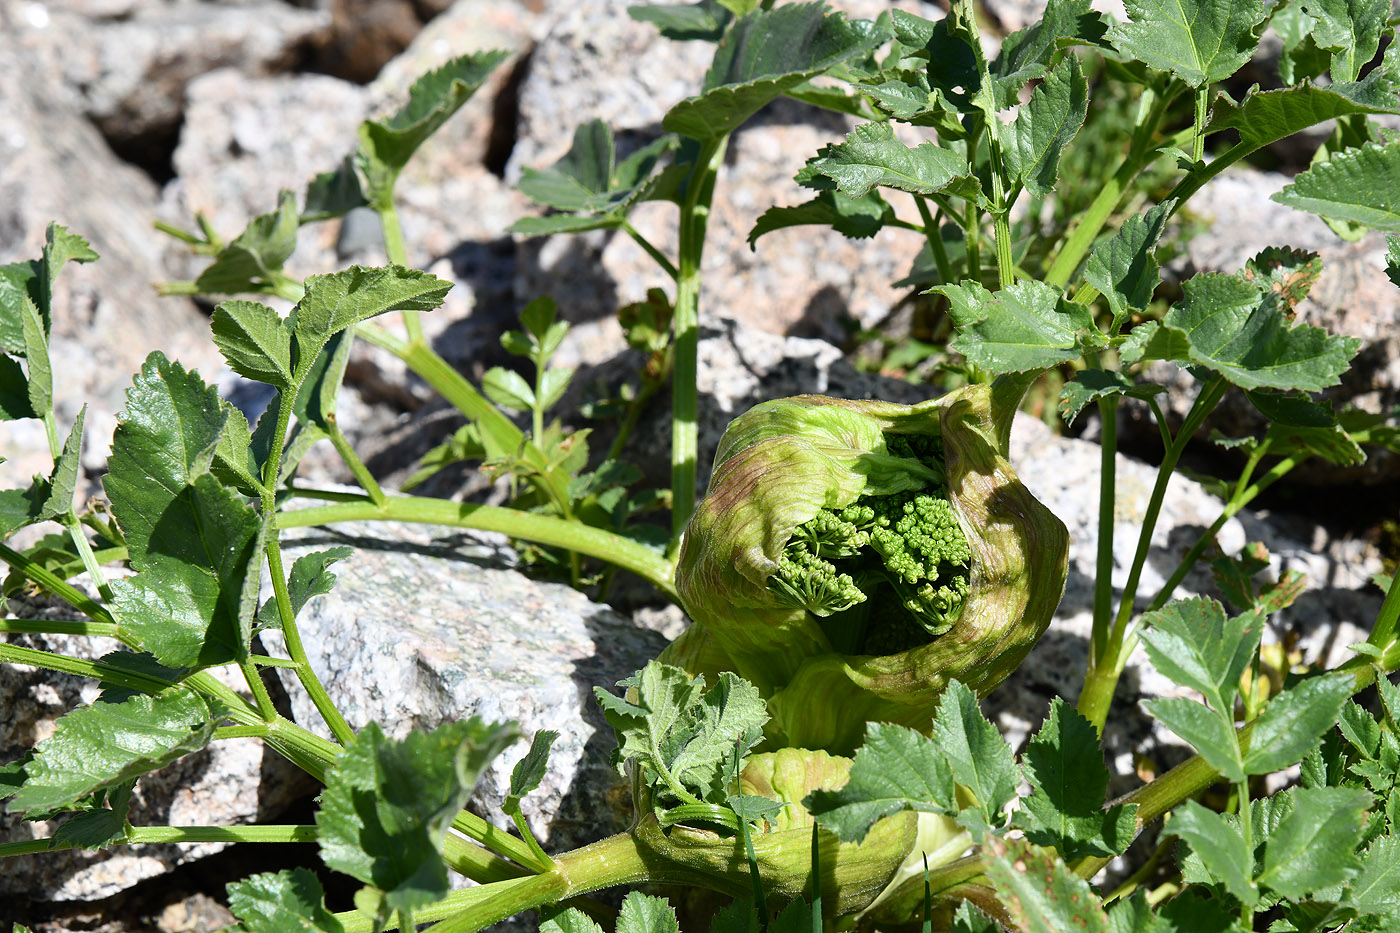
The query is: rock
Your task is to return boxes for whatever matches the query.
[1138,167,1400,485]
[262,519,675,851]
[0,598,313,903]
[9,0,330,171]
[301,0,425,83]
[0,15,220,493]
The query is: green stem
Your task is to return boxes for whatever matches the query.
[671,135,729,542]
[275,495,677,600]
[214,724,270,741]
[623,221,679,280]
[1146,454,1302,614]
[62,513,114,603]
[962,200,982,284]
[0,825,316,859]
[325,413,388,507]
[1370,561,1400,653]
[0,541,110,624]
[0,618,119,637]
[1078,376,1229,731]
[1192,86,1210,163]
[376,199,422,345]
[992,212,1014,289]
[451,810,548,876]
[914,196,954,286]
[506,808,555,873]
[1091,396,1120,662]
[265,536,356,743]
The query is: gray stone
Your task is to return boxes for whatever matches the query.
[0,11,219,492]
[263,519,672,851]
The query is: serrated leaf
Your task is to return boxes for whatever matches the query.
[257,546,352,630]
[1349,835,1400,915]
[6,688,222,814]
[505,729,558,815]
[195,192,299,296]
[517,120,615,212]
[1244,674,1356,775]
[748,189,888,246]
[1273,141,1400,232]
[0,477,47,538]
[937,278,1102,373]
[212,300,295,387]
[212,401,263,494]
[991,0,1102,100]
[804,721,954,843]
[711,897,762,933]
[594,662,767,811]
[1302,0,1389,82]
[51,781,133,850]
[541,907,606,933]
[629,1,731,41]
[292,266,451,358]
[1167,799,1259,904]
[1139,598,1262,700]
[19,293,50,417]
[37,407,84,521]
[984,838,1111,932]
[1242,246,1324,311]
[482,367,535,412]
[1016,699,1139,860]
[356,51,509,200]
[292,328,354,431]
[1059,370,1167,425]
[1207,61,1400,150]
[1084,200,1174,332]
[662,4,887,140]
[316,718,518,922]
[1108,0,1266,87]
[302,156,368,223]
[1000,53,1088,198]
[616,892,680,933]
[951,901,1001,933]
[0,354,36,420]
[109,474,262,668]
[1152,273,1360,391]
[226,868,346,933]
[1144,696,1245,782]
[539,367,573,412]
[1259,786,1371,898]
[802,122,972,199]
[1118,320,1193,366]
[932,680,1018,821]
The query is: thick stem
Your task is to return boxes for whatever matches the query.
[1370,563,1400,653]
[1091,396,1119,663]
[914,196,954,286]
[275,496,678,600]
[671,136,729,541]
[0,618,119,637]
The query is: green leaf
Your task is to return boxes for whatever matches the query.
[1206,64,1400,149]
[1244,674,1355,775]
[663,4,887,139]
[36,406,84,521]
[317,718,519,922]
[292,266,451,358]
[482,367,535,412]
[109,474,263,668]
[51,781,133,850]
[801,122,973,199]
[1138,598,1262,700]
[991,0,1102,103]
[1016,699,1139,860]
[302,156,368,223]
[1259,786,1371,898]
[932,680,1018,822]
[937,278,1103,373]
[1387,235,1400,288]
[1000,53,1088,198]
[257,546,352,630]
[1143,696,1245,782]
[616,892,681,933]
[748,189,888,246]
[505,729,558,815]
[541,907,606,933]
[194,191,299,296]
[227,868,346,933]
[1140,273,1361,392]
[356,51,510,200]
[1168,799,1259,905]
[1059,370,1166,425]
[983,838,1111,933]
[212,300,295,388]
[1118,320,1193,367]
[950,901,1001,933]
[0,354,36,420]
[594,662,768,811]
[5,688,223,814]
[19,293,50,418]
[1242,246,1324,312]
[1349,835,1400,916]
[1083,200,1174,332]
[517,120,615,212]
[1273,141,1400,232]
[1302,0,1389,82]
[539,367,573,412]
[212,401,264,494]
[804,721,954,843]
[1107,0,1266,87]
[629,1,732,42]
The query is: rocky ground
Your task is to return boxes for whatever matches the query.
[1,0,1396,930]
